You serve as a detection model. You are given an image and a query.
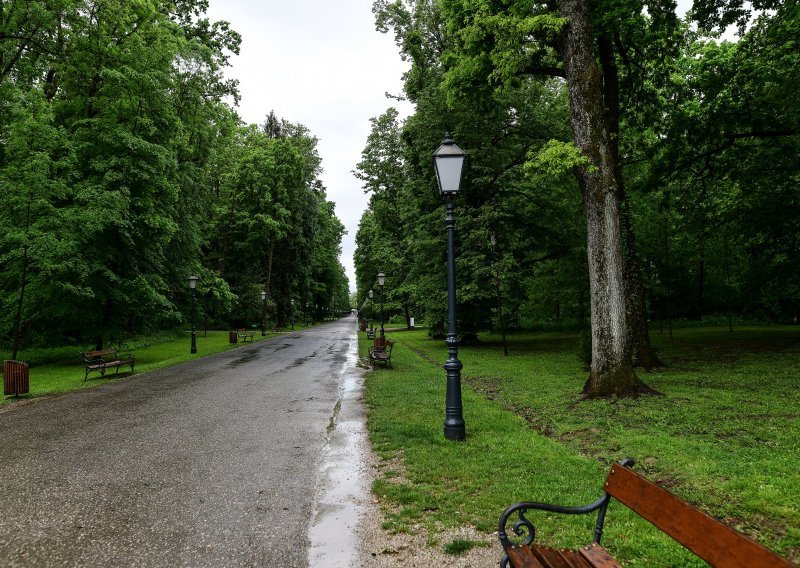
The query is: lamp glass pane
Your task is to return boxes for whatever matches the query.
[435,155,464,194]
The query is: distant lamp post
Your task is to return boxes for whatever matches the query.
[290,299,295,330]
[368,289,374,334]
[433,132,466,441]
[188,275,199,354]
[377,272,386,337]
[261,290,267,336]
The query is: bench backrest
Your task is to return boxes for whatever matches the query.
[604,464,793,567]
[82,349,117,359]
[374,336,386,348]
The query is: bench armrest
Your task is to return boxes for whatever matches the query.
[499,494,611,550]
[499,459,634,552]
[117,352,134,361]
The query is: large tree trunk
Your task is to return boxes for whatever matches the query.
[597,35,663,370]
[558,0,658,398]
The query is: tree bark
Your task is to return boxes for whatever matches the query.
[558,0,658,398]
[598,35,663,370]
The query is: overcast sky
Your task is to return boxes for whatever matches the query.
[205,0,412,294]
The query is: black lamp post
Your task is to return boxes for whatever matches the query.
[368,289,374,334]
[188,275,198,354]
[433,132,466,441]
[377,272,386,337]
[290,299,295,330]
[261,290,267,336]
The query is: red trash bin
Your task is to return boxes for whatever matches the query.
[3,360,29,396]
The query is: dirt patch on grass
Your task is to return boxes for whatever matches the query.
[358,443,500,567]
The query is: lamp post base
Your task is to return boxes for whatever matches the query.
[444,421,465,441]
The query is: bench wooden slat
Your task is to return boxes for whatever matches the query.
[534,545,593,568]
[508,544,594,568]
[507,544,548,568]
[578,544,622,567]
[604,464,794,568]
[83,349,117,358]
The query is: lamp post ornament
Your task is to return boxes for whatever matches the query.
[433,132,466,441]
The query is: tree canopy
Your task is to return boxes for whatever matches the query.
[355,0,799,396]
[0,0,349,350]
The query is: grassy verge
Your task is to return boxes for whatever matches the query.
[360,326,800,564]
[1,325,307,406]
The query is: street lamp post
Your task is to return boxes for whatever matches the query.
[377,272,386,337]
[188,275,198,354]
[368,289,374,335]
[291,299,295,330]
[261,290,267,336]
[433,132,466,441]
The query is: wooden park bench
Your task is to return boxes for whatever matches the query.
[237,328,256,343]
[366,327,375,339]
[499,459,794,568]
[368,336,393,368]
[80,348,135,381]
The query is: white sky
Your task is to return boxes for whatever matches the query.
[205,0,412,293]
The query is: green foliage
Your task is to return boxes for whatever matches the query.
[527,140,592,177]
[0,1,349,348]
[359,0,800,345]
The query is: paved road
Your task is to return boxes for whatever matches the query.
[0,317,358,567]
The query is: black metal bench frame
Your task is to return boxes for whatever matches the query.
[368,338,393,368]
[237,329,256,343]
[80,348,135,381]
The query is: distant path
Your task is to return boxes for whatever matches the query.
[0,316,357,567]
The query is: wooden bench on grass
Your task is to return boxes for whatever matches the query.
[368,336,393,368]
[237,328,255,343]
[80,348,135,381]
[499,459,794,568]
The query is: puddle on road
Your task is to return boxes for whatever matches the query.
[307,331,369,568]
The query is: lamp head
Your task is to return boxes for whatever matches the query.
[188,275,198,290]
[377,272,386,287]
[433,133,465,196]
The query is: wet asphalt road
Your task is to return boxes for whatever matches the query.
[0,317,357,567]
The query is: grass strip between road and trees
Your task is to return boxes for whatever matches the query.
[360,326,800,565]
[0,326,307,405]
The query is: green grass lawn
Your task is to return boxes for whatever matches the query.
[361,326,800,565]
[1,326,305,405]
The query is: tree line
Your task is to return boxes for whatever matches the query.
[0,0,350,355]
[354,0,798,396]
